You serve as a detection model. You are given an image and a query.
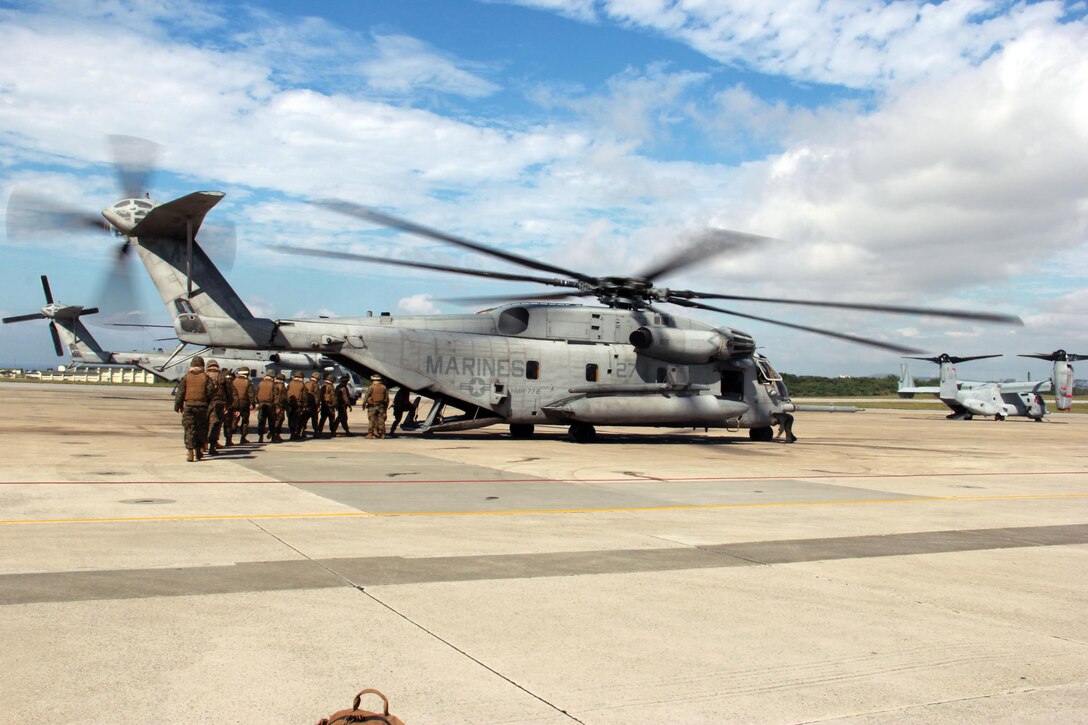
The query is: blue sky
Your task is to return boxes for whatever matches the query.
[1,0,1086,379]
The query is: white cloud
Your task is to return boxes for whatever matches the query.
[359,34,501,98]
[397,293,441,315]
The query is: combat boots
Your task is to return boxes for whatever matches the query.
[224,435,233,447]
[186,449,195,463]
[258,433,264,443]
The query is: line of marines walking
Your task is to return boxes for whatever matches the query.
[174,355,408,462]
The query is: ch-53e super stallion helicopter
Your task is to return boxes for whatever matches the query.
[7,143,1022,442]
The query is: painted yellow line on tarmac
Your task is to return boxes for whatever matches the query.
[2,492,1088,525]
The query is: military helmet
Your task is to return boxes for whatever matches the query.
[325,373,335,381]
[207,359,220,371]
[293,370,303,378]
[191,355,205,368]
[310,372,320,380]
[276,372,287,381]
[370,374,382,381]
[238,367,250,376]
[339,375,349,383]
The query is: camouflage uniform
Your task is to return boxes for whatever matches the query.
[317,374,338,437]
[174,356,216,462]
[230,367,257,444]
[255,372,276,443]
[303,373,320,437]
[272,373,288,441]
[204,360,233,455]
[365,375,390,439]
[286,371,306,440]
[333,375,352,435]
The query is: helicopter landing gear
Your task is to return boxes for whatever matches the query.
[509,423,535,438]
[568,422,596,443]
[749,426,774,442]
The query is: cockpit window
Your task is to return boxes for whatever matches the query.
[755,358,781,382]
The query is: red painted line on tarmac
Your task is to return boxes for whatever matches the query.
[0,470,1086,485]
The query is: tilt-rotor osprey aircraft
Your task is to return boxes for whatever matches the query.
[1,275,356,383]
[7,142,1022,441]
[896,352,1078,421]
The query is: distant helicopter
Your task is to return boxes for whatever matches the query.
[897,352,1079,421]
[6,140,1023,442]
[2,274,359,386]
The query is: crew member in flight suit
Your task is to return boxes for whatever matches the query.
[174,355,216,462]
[365,374,390,438]
[389,385,413,437]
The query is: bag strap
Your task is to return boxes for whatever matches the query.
[353,689,391,716]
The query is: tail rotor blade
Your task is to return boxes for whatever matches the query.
[49,322,64,357]
[6,189,105,242]
[2,312,48,324]
[108,135,162,199]
[40,275,54,304]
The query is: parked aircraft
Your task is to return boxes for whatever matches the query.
[897,353,1059,421]
[3,275,359,387]
[6,142,1023,441]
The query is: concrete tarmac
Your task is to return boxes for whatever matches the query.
[1,382,1086,723]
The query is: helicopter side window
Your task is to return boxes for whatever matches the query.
[720,370,745,400]
[526,360,540,380]
[585,363,598,382]
[655,367,667,383]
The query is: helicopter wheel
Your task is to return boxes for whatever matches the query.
[569,423,596,443]
[509,423,535,438]
[748,426,774,442]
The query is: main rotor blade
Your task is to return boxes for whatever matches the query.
[271,244,580,287]
[670,297,923,354]
[108,135,162,199]
[443,290,589,305]
[669,290,1023,326]
[199,221,237,272]
[49,322,63,357]
[2,312,48,324]
[314,199,596,283]
[40,275,54,304]
[6,189,105,242]
[637,228,775,282]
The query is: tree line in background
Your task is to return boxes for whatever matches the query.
[781,374,1087,398]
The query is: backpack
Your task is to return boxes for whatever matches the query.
[316,689,405,725]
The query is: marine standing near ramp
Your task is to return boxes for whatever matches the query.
[205,360,233,455]
[286,371,306,440]
[365,374,389,439]
[174,355,215,462]
[272,372,287,442]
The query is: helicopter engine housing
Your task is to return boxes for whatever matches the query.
[629,325,751,364]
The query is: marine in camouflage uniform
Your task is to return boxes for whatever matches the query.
[229,367,257,444]
[174,355,216,462]
[303,372,320,437]
[285,371,306,440]
[255,371,276,443]
[272,372,288,442]
[389,386,413,437]
[333,375,353,436]
[365,374,390,439]
[317,373,338,437]
[204,359,233,456]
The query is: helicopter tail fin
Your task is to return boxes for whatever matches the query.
[52,315,112,364]
[130,196,276,349]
